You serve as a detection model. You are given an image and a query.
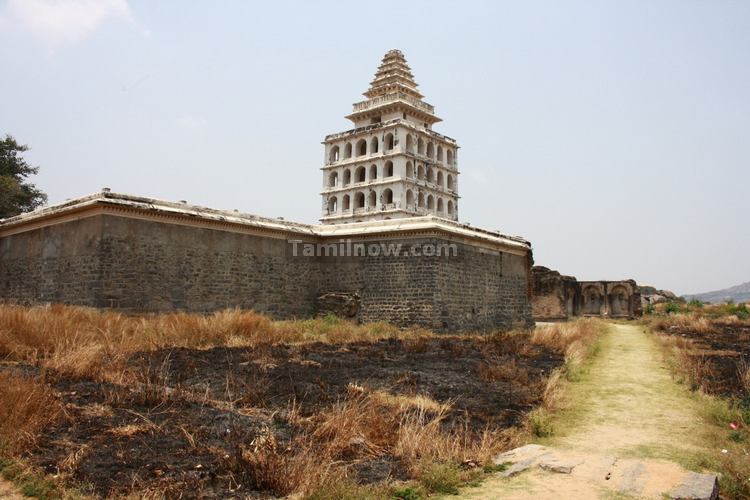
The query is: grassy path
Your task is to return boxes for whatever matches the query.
[464,323,715,499]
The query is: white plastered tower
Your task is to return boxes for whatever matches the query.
[320,49,460,224]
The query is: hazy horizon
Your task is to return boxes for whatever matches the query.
[1,0,748,296]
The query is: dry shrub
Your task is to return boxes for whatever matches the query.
[531,318,606,363]
[736,358,750,397]
[477,357,529,385]
[0,371,64,455]
[650,313,718,335]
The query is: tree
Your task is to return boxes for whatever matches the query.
[0,135,47,218]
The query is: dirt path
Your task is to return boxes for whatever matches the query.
[465,323,717,499]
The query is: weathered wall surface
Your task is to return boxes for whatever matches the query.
[0,212,533,331]
[0,217,104,307]
[531,266,642,320]
[317,238,533,331]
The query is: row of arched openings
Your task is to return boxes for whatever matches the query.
[328,161,395,187]
[328,133,455,166]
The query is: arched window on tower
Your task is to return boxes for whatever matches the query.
[383,188,393,205]
[328,171,338,187]
[405,134,414,153]
[417,137,425,155]
[368,191,376,208]
[355,192,365,209]
[437,198,444,213]
[436,171,443,188]
[418,192,425,208]
[344,142,352,159]
[427,195,435,210]
[355,166,366,183]
[446,174,454,191]
[447,200,454,216]
[370,137,379,154]
[369,164,378,180]
[426,142,434,159]
[406,161,414,178]
[356,139,367,157]
[426,167,434,183]
[384,161,394,177]
[343,194,351,210]
[329,145,340,163]
[327,196,337,213]
[385,133,394,151]
[343,169,351,186]
[437,146,443,162]
[406,189,414,208]
[417,164,425,180]
[446,149,454,166]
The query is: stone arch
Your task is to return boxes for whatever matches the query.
[329,145,340,162]
[344,142,352,159]
[406,161,414,178]
[447,200,454,215]
[418,192,425,208]
[342,194,350,210]
[356,139,367,157]
[384,160,394,177]
[427,194,435,210]
[446,174,454,191]
[368,191,376,208]
[582,285,603,315]
[417,164,425,180]
[327,196,337,213]
[609,285,631,317]
[437,145,443,162]
[382,188,393,205]
[385,133,394,151]
[405,134,414,153]
[417,137,425,155]
[436,171,443,188]
[328,171,338,187]
[426,142,434,159]
[343,168,351,186]
[370,136,379,154]
[426,166,434,183]
[369,164,378,180]
[355,166,366,183]
[437,198,444,213]
[446,149,454,166]
[406,189,414,207]
[355,191,365,209]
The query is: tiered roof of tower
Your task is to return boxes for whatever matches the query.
[346,49,441,125]
[364,49,423,99]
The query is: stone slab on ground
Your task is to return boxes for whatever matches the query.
[537,454,584,474]
[669,471,719,500]
[494,444,553,478]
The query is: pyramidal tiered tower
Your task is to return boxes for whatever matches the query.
[320,49,459,224]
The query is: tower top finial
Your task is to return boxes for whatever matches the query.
[364,49,422,99]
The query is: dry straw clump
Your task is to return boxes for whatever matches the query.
[0,371,64,455]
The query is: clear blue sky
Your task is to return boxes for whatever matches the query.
[1,0,748,295]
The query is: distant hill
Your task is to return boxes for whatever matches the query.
[684,281,750,304]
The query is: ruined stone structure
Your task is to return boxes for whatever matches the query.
[321,50,459,224]
[531,266,642,320]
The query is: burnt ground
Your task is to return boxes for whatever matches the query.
[661,322,750,398]
[8,336,563,498]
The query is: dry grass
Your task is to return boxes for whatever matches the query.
[236,386,517,497]
[0,305,608,498]
[525,318,609,437]
[0,304,432,383]
[0,371,64,455]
